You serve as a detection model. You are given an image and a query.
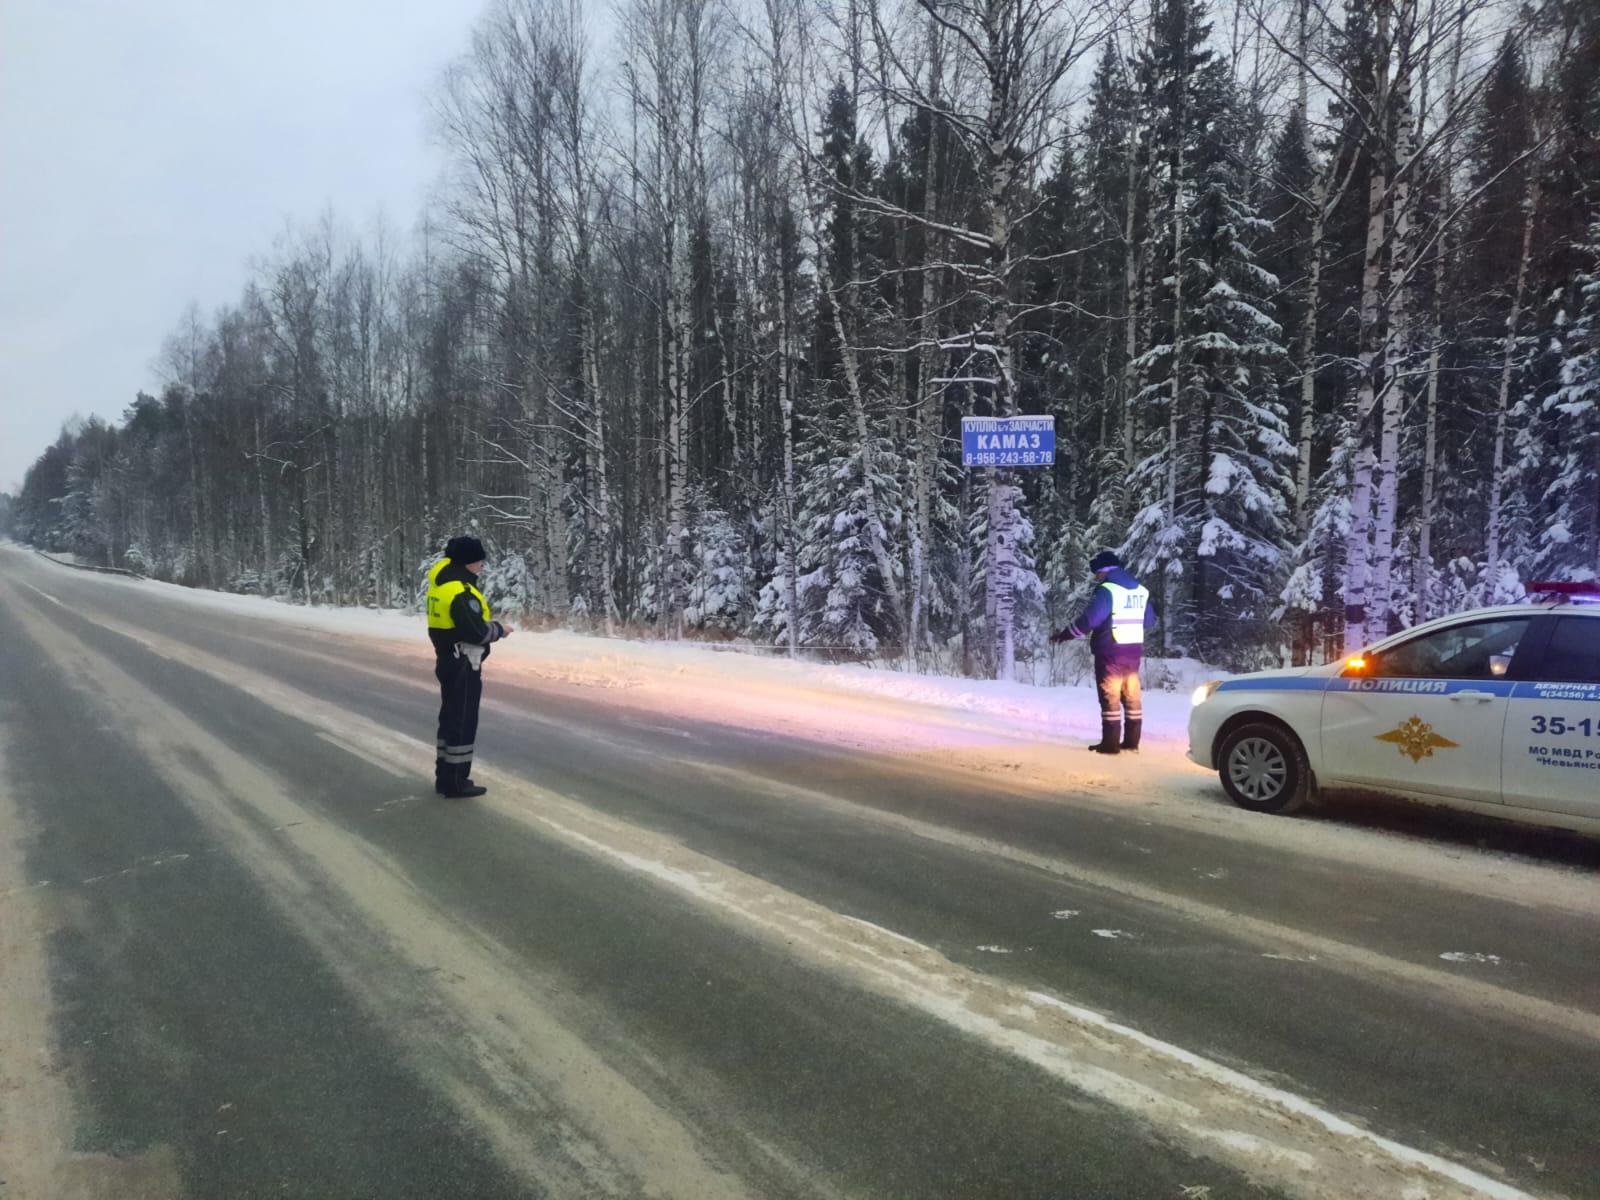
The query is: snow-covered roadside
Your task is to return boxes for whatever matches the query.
[34,558,1210,754]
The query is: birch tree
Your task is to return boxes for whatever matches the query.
[852,0,1116,678]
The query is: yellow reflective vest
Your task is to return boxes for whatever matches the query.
[1102,580,1150,645]
[426,558,492,631]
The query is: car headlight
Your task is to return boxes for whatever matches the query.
[1191,680,1222,707]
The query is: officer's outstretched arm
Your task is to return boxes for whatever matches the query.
[1064,584,1112,640]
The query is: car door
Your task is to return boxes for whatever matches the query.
[1504,614,1600,817]
[1319,616,1536,805]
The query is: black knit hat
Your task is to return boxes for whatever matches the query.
[1089,550,1121,573]
[445,535,486,565]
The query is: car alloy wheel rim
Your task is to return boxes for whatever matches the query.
[1230,737,1288,802]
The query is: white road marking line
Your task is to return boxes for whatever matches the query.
[843,915,924,948]
[16,581,66,608]
[79,852,192,886]
[668,755,1600,1045]
[1022,988,1534,1200]
[0,880,51,902]
[520,803,1538,1199]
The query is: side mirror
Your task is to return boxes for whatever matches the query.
[1489,653,1512,678]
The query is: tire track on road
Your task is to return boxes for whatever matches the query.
[0,721,178,1200]
[7,578,761,1200]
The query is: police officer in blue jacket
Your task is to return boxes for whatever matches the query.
[1050,551,1157,754]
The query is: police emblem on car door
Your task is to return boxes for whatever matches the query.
[1374,716,1459,764]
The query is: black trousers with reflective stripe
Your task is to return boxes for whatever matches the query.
[435,651,483,792]
[1094,651,1143,749]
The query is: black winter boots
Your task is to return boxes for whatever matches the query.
[1088,721,1122,754]
[436,773,488,799]
[1089,719,1143,754]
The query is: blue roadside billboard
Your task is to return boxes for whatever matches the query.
[961,416,1055,467]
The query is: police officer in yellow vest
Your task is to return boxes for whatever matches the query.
[427,536,511,798]
[1049,551,1156,754]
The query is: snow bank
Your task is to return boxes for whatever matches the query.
[47,563,1217,754]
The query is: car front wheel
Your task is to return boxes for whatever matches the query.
[1218,722,1311,814]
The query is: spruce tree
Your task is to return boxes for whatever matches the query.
[1185,114,1294,659]
[1124,0,1291,662]
[684,485,754,633]
[1463,36,1535,302]
[1079,43,1142,558]
[1537,219,1600,579]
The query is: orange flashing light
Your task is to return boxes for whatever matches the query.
[1346,656,1367,671]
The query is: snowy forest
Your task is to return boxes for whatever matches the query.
[5,0,1599,677]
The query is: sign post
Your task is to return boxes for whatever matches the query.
[961,415,1055,469]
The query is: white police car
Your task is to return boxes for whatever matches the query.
[1188,584,1600,831]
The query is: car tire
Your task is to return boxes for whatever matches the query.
[1217,722,1311,814]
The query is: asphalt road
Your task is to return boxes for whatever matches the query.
[1,543,1597,1200]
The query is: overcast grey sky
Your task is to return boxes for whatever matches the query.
[0,0,480,492]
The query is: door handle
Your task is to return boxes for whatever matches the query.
[1449,690,1495,703]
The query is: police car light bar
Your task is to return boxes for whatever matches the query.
[1528,580,1600,604]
